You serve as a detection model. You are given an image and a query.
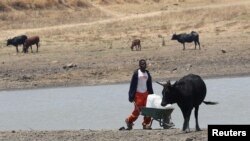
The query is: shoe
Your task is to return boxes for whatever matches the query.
[143,124,152,130]
[125,119,133,130]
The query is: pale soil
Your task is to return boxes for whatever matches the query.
[0,0,249,140]
[0,129,207,141]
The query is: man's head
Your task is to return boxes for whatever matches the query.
[139,59,147,72]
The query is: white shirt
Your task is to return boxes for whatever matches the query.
[136,69,148,93]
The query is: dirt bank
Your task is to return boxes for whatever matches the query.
[0,129,207,141]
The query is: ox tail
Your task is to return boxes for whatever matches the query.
[203,101,218,105]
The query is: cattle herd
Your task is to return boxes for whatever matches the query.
[6,31,200,53]
[130,31,200,51]
[6,35,40,53]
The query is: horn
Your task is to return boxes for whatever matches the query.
[156,81,164,86]
[166,80,171,85]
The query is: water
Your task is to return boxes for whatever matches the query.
[0,76,249,131]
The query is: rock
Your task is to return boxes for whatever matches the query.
[221,49,226,53]
[185,138,193,141]
[186,64,192,71]
[171,68,177,73]
[63,63,77,69]
[22,75,32,80]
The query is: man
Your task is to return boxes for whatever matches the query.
[125,59,154,130]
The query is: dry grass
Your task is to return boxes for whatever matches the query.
[36,3,249,42]
[1,0,249,43]
[0,0,91,11]
[0,0,249,41]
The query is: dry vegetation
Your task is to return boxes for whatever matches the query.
[0,0,250,90]
[0,0,91,11]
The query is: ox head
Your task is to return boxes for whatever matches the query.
[6,39,12,46]
[171,34,177,40]
[156,80,175,106]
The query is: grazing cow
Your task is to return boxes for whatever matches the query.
[171,31,200,50]
[7,35,27,53]
[156,74,217,132]
[131,39,141,51]
[23,36,40,53]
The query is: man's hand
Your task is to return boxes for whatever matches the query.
[129,97,134,103]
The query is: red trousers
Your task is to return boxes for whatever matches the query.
[127,91,151,126]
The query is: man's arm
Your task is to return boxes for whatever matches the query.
[146,70,154,94]
[128,70,138,102]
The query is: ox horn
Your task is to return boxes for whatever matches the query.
[156,81,164,86]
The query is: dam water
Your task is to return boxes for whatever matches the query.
[0,76,249,130]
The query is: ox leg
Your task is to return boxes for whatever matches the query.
[139,44,141,51]
[182,43,185,50]
[26,46,29,53]
[22,44,25,53]
[36,43,39,52]
[15,46,19,53]
[181,107,192,132]
[30,46,33,53]
[197,41,201,50]
[194,42,197,50]
[194,106,201,131]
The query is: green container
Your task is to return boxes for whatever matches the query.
[141,107,175,129]
[141,107,174,119]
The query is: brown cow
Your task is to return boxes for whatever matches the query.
[23,36,40,53]
[131,39,141,51]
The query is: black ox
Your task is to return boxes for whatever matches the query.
[156,74,217,132]
[172,31,200,50]
[7,35,28,53]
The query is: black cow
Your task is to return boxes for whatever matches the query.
[7,35,28,53]
[131,39,141,51]
[156,74,217,132]
[171,31,200,50]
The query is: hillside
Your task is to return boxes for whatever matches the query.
[0,0,249,90]
[0,0,92,11]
